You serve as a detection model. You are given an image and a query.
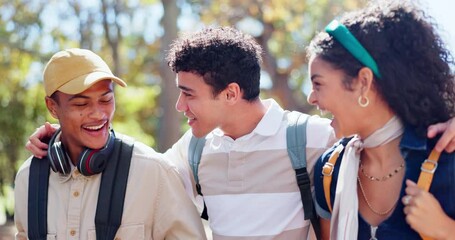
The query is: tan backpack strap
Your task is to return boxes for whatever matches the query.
[322,144,344,213]
[417,148,441,240]
[417,149,441,191]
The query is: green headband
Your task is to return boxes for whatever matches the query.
[325,20,381,78]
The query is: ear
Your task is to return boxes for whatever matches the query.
[45,96,59,119]
[357,67,374,95]
[224,83,241,104]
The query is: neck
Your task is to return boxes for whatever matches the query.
[358,105,405,168]
[361,137,403,169]
[60,135,83,166]
[358,107,396,140]
[221,99,267,140]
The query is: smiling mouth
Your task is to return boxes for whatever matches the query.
[317,107,333,118]
[83,121,107,131]
[184,113,196,121]
[320,110,329,116]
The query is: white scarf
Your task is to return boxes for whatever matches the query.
[330,116,404,239]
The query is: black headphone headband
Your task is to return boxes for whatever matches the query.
[47,129,115,176]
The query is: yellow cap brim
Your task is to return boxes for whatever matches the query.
[56,71,127,95]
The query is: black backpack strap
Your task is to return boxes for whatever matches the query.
[95,136,134,240]
[28,157,50,240]
[188,135,208,220]
[286,111,321,240]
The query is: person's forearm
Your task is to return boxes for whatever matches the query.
[435,216,455,240]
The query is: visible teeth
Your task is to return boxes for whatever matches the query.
[85,123,105,130]
[184,114,195,120]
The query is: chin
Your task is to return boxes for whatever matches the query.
[87,142,105,150]
[331,118,353,139]
[87,137,109,150]
[191,129,206,138]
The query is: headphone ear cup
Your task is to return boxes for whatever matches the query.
[48,131,72,175]
[78,149,106,176]
[48,143,61,173]
[77,131,115,176]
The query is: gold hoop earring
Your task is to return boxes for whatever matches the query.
[358,96,369,107]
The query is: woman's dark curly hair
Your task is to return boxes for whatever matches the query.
[307,0,455,136]
[167,26,263,101]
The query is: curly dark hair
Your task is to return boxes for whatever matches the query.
[307,0,455,136]
[166,26,263,101]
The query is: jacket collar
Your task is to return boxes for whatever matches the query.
[400,124,428,151]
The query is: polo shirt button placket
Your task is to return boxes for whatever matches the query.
[73,191,80,197]
[69,229,77,238]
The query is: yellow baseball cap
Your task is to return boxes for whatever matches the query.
[43,48,127,96]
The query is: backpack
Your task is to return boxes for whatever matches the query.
[188,111,321,239]
[27,135,134,240]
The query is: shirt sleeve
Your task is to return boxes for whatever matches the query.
[161,130,204,212]
[14,158,32,240]
[305,115,337,186]
[152,163,207,240]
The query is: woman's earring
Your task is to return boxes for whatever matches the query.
[358,96,369,107]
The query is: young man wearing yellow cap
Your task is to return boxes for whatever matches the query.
[14,48,206,240]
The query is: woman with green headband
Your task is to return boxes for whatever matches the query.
[307,0,455,239]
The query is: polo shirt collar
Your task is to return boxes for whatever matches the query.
[254,99,285,136]
[57,165,91,183]
[212,98,285,139]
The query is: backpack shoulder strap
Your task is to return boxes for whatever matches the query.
[321,143,344,213]
[417,149,440,191]
[188,136,206,186]
[95,135,134,240]
[188,135,208,220]
[286,111,309,169]
[286,111,321,239]
[28,156,50,240]
[417,148,441,240]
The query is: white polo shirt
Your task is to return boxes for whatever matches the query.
[165,99,335,240]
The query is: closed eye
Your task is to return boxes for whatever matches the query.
[73,102,88,107]
[311,81,322,90]
[100,97,113,103]
[182,91,193,97]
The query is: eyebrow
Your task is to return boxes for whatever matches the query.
[177,85,193,92]
[310,74,322,81]
[68,89,113,101]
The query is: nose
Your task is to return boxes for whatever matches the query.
[88,104,106,119]
[307,90,317,106]
[175,93,187,112]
